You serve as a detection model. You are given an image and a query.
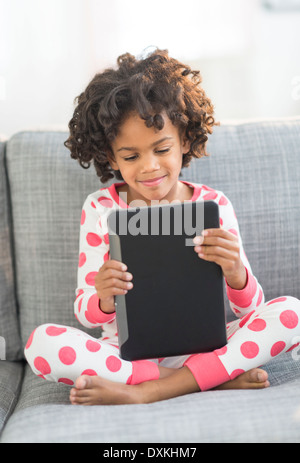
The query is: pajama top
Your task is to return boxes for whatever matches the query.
[75,181,265,344]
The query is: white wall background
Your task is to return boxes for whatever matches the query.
[0,0,300,138]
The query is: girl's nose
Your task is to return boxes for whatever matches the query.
[141,154,160,173]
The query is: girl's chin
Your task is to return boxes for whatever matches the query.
[128,190,169,206]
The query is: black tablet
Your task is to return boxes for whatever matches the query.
[108,200,227,361]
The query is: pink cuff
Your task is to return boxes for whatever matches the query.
[184,352,230,391]
[129,360,160,385]
[225,268,257,309]
[85,293,116,324]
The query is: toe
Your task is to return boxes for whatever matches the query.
[70,387,92,405]
[249,369,268,383]
[74,375,91,390]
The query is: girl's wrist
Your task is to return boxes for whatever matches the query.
[225,264,247,290]
[98,299,116,314]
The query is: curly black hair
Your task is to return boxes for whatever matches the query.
[64,48,217,183]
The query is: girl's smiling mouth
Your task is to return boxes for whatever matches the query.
[138,175,167,187]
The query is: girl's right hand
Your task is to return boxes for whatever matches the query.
[94,260,133,314]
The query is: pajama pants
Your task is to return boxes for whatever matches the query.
[25,296,300,391]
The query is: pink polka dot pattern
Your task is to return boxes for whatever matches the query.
[85,271,97,286]
[78,298,83,313]
[58,378,74,385]
[106,355,122,372]
[98,197,113,208]
[240,341,259,359]
[86,233,102,247]
[203,191,218,201]
[230,369,245,380]
[78,252,86,267]
[287,342,300,352]
[280,310,299,329]
[239,310,255,328]
[34,357,51,375]
[24,293,300,392]
[219,195,228,206]
[46,326,67,336]
[247,319,267,332]
[59,346,76,365]
[271,341,286,357]
[86,340,101,352]
[81,369,98,376]
[81,209,86,225]
[25,329,36,349]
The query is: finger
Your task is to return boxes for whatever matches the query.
[202,228,238,241]
[101,276,133,291]
[100,286,130,299]
[195,236,239,252]
[194,237,240,257]
[193,230,237,246]
[197,245,239,261]
[103,259,128,272]
[99,281,133,300]
[102,268,133,282]
[108,286,131,296]
[197,252,235,269]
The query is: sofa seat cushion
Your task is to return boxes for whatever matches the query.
[0,361,24,435]
[2,352,300,443]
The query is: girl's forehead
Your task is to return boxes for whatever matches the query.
[113,112,180,147]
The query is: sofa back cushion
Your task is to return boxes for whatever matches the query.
[0,140,23,360]
[6,132,103,348]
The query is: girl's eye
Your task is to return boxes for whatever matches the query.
[123,148,170,161]
[124,155,138,161]
[156,148,170,154]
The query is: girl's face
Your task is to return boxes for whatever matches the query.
[109,112,190,205]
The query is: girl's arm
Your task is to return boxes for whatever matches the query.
[74,194,115,329]
[194,193,265,318]
[221,195,265,317]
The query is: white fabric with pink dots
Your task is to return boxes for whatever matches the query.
[185,295,300,390]
[24,323,160,386]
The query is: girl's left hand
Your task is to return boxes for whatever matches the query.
[193,228,247,290]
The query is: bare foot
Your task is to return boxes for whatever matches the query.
[215,368,270,391]
[69,367,270,406]
[70,367,198,406]
[69,375,145,405]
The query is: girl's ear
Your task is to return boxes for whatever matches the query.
[109,159,119,171]
[108,152,119,171]
[182,136,190,155]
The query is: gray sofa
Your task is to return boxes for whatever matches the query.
[0,117,300,443]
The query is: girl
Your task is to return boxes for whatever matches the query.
[25,49,300,405]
